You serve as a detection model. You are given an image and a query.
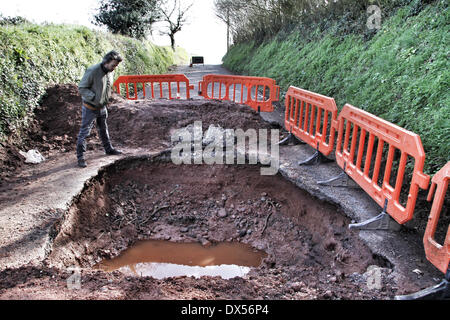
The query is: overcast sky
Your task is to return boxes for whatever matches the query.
[0,0,228,64]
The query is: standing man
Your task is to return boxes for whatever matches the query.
[76,50,123,168]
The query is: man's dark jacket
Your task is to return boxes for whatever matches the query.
[78,63,114,108]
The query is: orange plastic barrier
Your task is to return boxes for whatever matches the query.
[335,104,430,224]
[424,162,450,274]
[284,86,338,156]
[113,74,194,100]
[198,74,280,112]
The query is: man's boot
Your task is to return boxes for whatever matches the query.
[78,157,87,168]
[76,141,88,168]
[105,148,122,155]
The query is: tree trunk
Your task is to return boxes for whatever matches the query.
[227,8,230,51]
[170,34,175,51]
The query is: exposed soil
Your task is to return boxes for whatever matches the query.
[0,84,275,186]
[1,154,398,299]
[0,83,444,300]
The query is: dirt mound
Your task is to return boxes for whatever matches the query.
[34,84,84,142]
[0,84,83,184]
[106,99,275,150]
[0,84,276,185]
[0,144,26,177]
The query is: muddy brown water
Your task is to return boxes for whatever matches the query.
[94,240,267,279]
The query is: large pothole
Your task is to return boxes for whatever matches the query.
[41,151,397,299]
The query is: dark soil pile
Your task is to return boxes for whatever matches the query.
[0,84,276,186]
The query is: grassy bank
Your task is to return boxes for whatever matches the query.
[0,22,189,141]
[223,1,449,175]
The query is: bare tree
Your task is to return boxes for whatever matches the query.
[214,0,246,49]
[214,0,328,44]
[159,0,193,51]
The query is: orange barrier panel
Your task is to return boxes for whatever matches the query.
[424,162,450,274]
[335,104,430,224]
[113,74,194,100]
[198,74,280,112]
[284,86,338,157]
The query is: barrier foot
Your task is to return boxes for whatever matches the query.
[394,270,450,300]
[348,200,401,231]
[277,133,303,146]
[317,163,359,187]
[298,144,333,166]
[317,170,348,186]
[317,163,350,187]
[348,212,400,231]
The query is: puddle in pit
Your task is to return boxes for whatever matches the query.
[94,240,267,279]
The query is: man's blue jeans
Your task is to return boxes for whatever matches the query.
[76,105,113,160]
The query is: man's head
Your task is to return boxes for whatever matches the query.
[102,50,123,72]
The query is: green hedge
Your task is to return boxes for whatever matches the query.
[223,1,449,175]
[0,22,188,140]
